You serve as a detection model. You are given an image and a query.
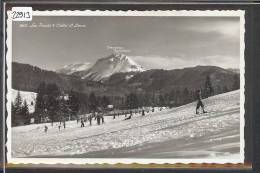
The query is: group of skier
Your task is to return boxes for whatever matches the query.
[44,89,207,133]
[79,111,105,127]
[44,120,66,133]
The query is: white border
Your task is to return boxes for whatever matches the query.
[6,10,245,165]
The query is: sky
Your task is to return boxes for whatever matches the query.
[12,16,241,71]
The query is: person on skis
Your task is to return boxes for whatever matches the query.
[44,125,48,133]
[80,118,85,127]
[196,89,207,114]
[89,113,93,126]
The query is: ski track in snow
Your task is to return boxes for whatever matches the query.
[12,90,241,159]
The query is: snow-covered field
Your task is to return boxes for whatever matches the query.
[12,90,241,159]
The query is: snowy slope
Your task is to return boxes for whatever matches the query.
[12,90,241,159]
[56,62,91,75]
[12,89,37,113]
[74,53,144,81]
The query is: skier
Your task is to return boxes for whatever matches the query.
[101,115,105,124]
[97,113,100,125]
[63,121,66,129]
[196,89,207,114]
[89,114,93,126]
[44,125,48,133]
[80,119,85,127]
[58,124,61,131]
[124,114,132,120]
[142,109,145,116]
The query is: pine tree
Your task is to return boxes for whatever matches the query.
[101,96,110,109]
[216,85,222,94]
[89,92,97,112]
[205,75,214,97]
[182,88,189,104]
[168,89,176,107]
[143,92,152,107]
[189,90,195,102]
[11,102,16,126]
[68,90,80,118]
[46,83,61,123]
[14,91,22,110]
[175,88,181,105]
[59,95,70,122]
[21,100,30,125]
[232,74,240,90]
[125,93,139,109]
[223,85,229,93]
[158,94,165,107]
[12,91,23,126]
[35,82,47,123]
[151,92,156,107]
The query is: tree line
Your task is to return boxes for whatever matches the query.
[11,74,239,126]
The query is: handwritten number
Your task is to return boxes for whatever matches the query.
[12,11,31,19]
[25,12,30,18]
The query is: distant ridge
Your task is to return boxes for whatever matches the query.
[56,62,91,75]
[13,62,238,97]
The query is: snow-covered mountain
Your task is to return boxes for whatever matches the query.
[56,62,91,75]
[73,53,144,81]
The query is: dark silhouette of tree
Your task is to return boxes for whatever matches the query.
[222,85,229,93]
[101,96,110,109]
[67,90,80,118]
[58,95,70,122]
[158,94,165,107]
[14,91,22,110]
[163,93,170,106]
[205,75,214,97]
[216,85,222,94]
[12,91,23,126]
[89,92,98,112]
[182,88,190,104]
[21,100,30,125]
[35,82,47,123]
[143,92,152,107]
[125,92,139,109]
[11,102,16,126]
[189,90,195,102]
[232,74,240,90]
[168,89,176,107]
[175,88,181,105]
[45,83,61,123]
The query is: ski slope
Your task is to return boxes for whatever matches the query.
[12,90,241,159]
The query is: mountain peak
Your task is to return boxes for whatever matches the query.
[72,53,144,81]
[100,53,132,63]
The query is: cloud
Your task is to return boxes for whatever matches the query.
[185,20,240,39]
[130,54,239,70]
[106,45,131,53]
